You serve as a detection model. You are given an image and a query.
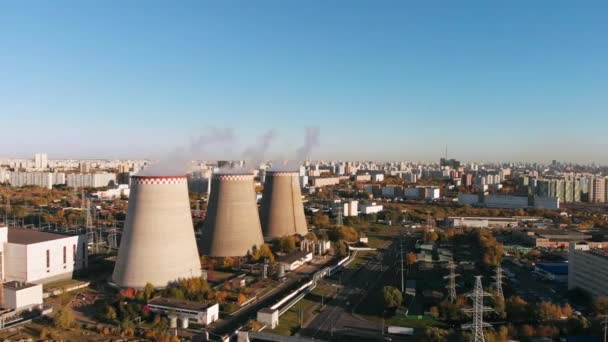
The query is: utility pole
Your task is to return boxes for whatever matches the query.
[444,262,459,303]
[462,276,493,342]
[400,238,404,293]
[602,315,607,342]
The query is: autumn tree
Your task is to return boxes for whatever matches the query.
[102,305,118,323]
[424,327,449,342]
[406,252,417,266]
[311,213,330,227]
[258,244,275,263]
[335,240,348,258]
[506,296,532,323]
[304,232,318,241]
[53,305,75,329]
[382,286,403,311]
[593,296,608,316]
[280,236,297,253]
[237,293,247,306]
[144,282,155,301]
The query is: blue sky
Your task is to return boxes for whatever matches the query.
[1,1,607,163]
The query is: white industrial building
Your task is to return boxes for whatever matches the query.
[3,281,43,310]
[358,202,383,215]
[0,226,88,284]
[147,297,219,326]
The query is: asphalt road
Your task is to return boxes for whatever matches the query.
[303,238,400,341]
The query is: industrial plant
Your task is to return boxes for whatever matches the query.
[112,175,202,289]
[260,170,308,239]
[201,171,264,257]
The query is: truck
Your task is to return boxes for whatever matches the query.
[387,326,414,335]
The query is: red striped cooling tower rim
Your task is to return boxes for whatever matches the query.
[131,175,187,185]
[214,173,254,181]
[269,171,299,176]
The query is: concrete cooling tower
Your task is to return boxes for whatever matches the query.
[260,171,308,239]
[201,172,264,257]
[112,175,202,289]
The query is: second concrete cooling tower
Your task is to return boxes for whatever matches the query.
[112,175,202,289]
[201,172,264,257]
[260,171,308,239]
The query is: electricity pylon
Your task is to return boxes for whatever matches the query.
[444,262,459,303]
[462,276,493,342]
[493,263,504,299]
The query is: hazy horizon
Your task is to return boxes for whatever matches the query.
[1,1,607,163]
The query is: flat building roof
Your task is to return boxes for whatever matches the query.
[7,228,78,245]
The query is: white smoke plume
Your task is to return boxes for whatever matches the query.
[137,128,237,176]
[295,127,320,161]
[137,127,320,176]
[271,127,321,172]
[242,129,278,163]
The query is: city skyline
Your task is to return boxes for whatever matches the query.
[1,1,607,162]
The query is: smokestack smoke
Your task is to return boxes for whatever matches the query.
[295,127,320,161]
[242,129,278,163]
[138,128,237,176]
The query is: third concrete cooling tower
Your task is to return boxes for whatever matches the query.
[112,175,202,289]
[260,171,308,239]
[201,172,264,257]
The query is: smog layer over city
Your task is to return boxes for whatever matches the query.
[1,2,608,342]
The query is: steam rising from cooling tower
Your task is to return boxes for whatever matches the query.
[201,171,264,257]
[260,171,308,239]
[112,175,202,289]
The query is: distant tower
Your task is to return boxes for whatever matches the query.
[444,262,459,303]
[112,175,202,289]
[85,199,96,253]
[493,263,504,299]
[202,172,264,257]
[260,171,308,239]
[462,276,493,342]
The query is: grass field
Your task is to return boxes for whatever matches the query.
[345,250,373,269]
[270,297,319,336]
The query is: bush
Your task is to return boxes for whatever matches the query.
[382,286,403,311]
[53,306,74,329]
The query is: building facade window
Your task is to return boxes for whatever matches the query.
[73,244,77,264]
[63,246,67,264]
[46,249,50,268]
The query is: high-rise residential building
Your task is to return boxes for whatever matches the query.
[7,171,65,189]
[589,177,606,203]
[79,162,91,173]
[34,153,48,170]
[66,173,116,188]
